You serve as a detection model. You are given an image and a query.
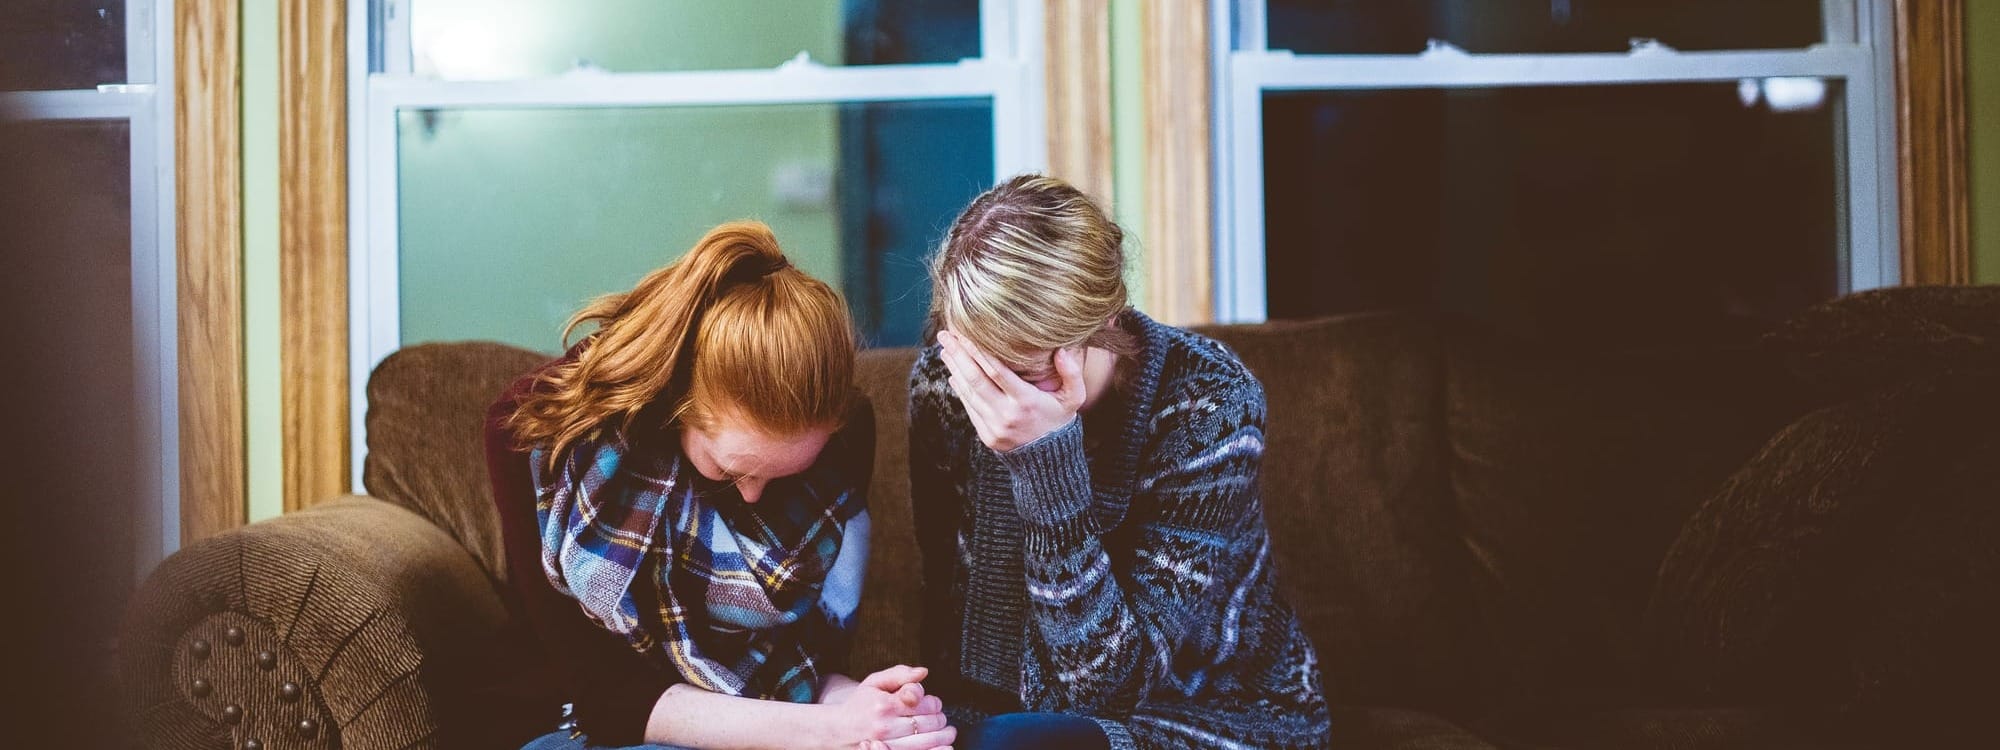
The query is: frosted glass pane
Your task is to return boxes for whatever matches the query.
[397,99,993,351]
[410,0,978,79]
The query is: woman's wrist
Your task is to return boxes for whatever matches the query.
[998,418,1094,527]
[817,673,860,705]
[805,702,870,750]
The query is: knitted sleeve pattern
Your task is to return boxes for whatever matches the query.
[1000,350,1272,717]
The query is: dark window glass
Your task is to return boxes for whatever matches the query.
[0,1,127,91]
[1262,81,1842,344]
[1267,0,1822,55]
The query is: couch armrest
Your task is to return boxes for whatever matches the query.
[121,496,550,749]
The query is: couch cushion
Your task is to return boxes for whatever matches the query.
[365,341,549,583]
[1474,707,1845,750]
[1198,312,1471,710]
[1647,369,2000,746]
[1445,330,1802,711]
[1328,707,1497,749]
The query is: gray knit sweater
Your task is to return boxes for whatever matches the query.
[908,310,1330,750]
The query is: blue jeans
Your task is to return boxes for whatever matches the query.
[520,729,688,750]
[956,712,1109,750]
[523,712,1108,750]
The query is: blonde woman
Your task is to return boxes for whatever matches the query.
[908,176,1331,749]
[486,222,956,750]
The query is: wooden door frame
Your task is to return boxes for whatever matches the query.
[1141,0,1214,325]
[279,0,351,512]
[1046,0,1115,208]
[180,0,350,530]
[178,0,245,542]
[1894,0,1972,284]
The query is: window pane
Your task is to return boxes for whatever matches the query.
[1261,81,1842,343]
[410,0,979,79]
[1267,0,1822,54]
[0,117,135,749]
[397,99,992,350]
[0,1,127,91]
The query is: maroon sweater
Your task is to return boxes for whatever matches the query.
[484,370,677,744]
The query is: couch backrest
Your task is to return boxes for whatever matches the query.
[1439,328,1805,711]
[364,341,548,584]
[360,314,1805,717]
[1193,313,1473,709]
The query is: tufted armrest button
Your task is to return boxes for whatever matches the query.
[190,678,212,698]
[296,717,319,738]
[224,626,246,646]
[278,682,301,702]
[221,704,243,725]
[191,639,211,659]
[256,651,277,671]
[243,739,263,750]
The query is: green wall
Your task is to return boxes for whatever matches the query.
[1971,1,2000,284]
[244,0,281,520]
[398,1,844,353]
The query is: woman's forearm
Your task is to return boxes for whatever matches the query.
[644,683,833,750]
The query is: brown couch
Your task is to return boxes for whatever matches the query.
[122,288,2000,748]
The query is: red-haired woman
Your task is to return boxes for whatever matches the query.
[487,222,954,750]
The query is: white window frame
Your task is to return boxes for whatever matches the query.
[1212,0,1901,322]
[347,0,1048,491]
[0,0,181,574]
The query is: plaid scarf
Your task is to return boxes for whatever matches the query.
[531,428,867,703]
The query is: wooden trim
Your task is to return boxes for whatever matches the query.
[176,0,246,542]
[1141,0,1212,324]
[1045,0,1115,206]
[1894,0,1972,284]
[280,0,350,511]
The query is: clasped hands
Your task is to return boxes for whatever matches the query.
[818,665,954,750]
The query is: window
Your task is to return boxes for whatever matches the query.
[0,0,178,573]
[1214,0,1897,341]
[351,0,1046,487]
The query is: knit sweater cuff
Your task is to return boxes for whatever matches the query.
[996,417,1095,535]
[1092,717,1138,750]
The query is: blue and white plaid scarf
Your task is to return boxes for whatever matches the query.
[530,428,868,703]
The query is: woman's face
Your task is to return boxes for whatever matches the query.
[679,411,832,504]
[1004,347,1073,394]
[966,337,1115,413]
